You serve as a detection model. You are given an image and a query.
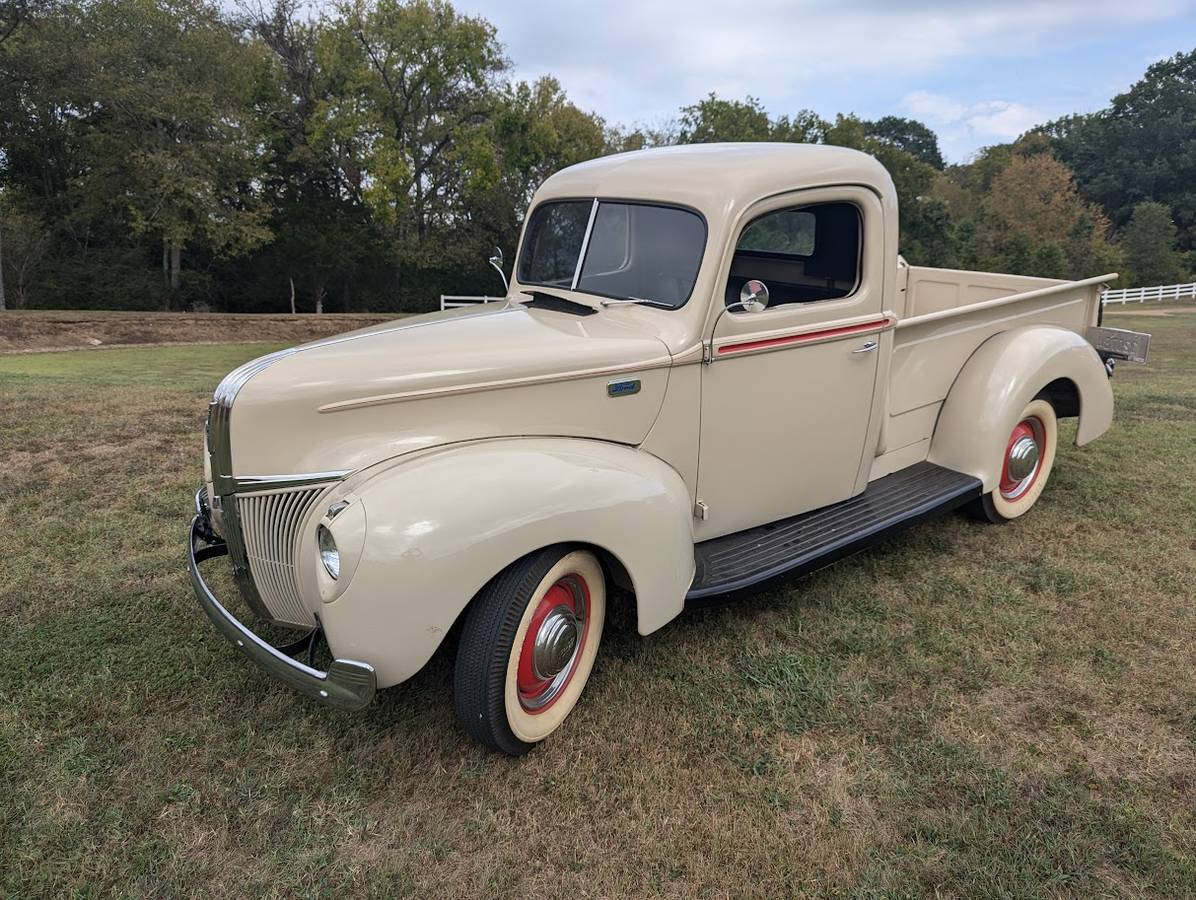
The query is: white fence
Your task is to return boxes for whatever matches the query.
[1101,282,1196,304]
[440,294,499,310]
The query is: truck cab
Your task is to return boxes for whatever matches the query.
[189,143,1147,754]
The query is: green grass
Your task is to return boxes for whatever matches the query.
[2,313,1195,897]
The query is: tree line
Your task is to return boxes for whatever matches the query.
[1,0,1193,314]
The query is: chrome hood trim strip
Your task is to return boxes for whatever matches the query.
[215,470,353,495]
[212,346,300,407]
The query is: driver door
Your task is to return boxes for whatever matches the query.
[695,186,890,539]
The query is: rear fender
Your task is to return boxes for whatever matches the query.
[929,326,1113,492]
[313,438,694,688]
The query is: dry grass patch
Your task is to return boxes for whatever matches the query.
[3,313,1196,896]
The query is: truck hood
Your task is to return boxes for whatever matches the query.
[221,303,675,477]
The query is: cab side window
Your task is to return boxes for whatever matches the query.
[726,202,861,309]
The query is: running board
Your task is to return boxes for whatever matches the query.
[687,462,982,600]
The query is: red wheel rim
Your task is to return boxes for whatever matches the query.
[516,573,590,713]
[999,416,1044,500]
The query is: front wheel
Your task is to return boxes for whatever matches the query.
[453,546,606,755]
[970,396,1058,523]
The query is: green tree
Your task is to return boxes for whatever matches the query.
[0,0,91,270]
[824,114,952,265]
[865,115,945,169]
[468,77,606,259]
[3,0,276,307]
[677,93,825,144]
[318,0,507,271]
[82,0,271,301]
[605,120,681,152]
[243,0,383,312]
[1122,201,1186,286]
[1031,243,1068,280]
[678,94,771,142]
[0,189,48,308]
[973,152,1120,279]
[769,109,826,144]
[6,0,1171,312]
[1047,49,1196,249]
[0,0,59,46]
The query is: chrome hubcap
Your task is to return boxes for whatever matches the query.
[1007,435,1040,481]
[532,606,581,679]
[518,573,589,712]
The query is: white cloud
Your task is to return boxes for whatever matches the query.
[968,101,1044,139]
[903,90,1044,139]
[457,0,1196,159]
[470,0,1192,111]
[903,90,969,125]
[900,90,1047,159]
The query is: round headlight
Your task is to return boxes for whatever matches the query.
[317,524,340,580]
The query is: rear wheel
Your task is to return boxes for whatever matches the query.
[453,546,605,755]
[970,397,1058,523]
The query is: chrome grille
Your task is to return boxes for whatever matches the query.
[236,487,325,626]
[205,347,346,627]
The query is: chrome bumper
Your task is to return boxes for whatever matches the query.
[188,491,376,711]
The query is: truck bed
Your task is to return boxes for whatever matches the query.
[900,263,1062,319]
[872,261,1112,480]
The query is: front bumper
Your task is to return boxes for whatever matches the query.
[188,491,376,711]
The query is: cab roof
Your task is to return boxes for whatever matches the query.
[532,143,898,222]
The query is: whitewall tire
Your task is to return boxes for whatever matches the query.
[454,546,606,755]
[972,396,1058,523]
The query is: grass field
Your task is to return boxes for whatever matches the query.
[2,309,1194,897]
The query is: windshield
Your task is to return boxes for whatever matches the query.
[517,200,706,308]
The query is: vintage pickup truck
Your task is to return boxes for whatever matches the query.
[189,143,1150,754]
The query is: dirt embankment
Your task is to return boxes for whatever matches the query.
[0,310,403,354]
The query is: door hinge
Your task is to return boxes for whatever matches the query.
[693,500,709,521]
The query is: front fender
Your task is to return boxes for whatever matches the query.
[929,325,1113,492]
[316,438,695,688]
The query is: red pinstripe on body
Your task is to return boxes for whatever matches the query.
[717,316,894,356]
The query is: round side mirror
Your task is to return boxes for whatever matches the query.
[738,279,770,312]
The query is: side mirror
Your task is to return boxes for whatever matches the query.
[488,246,509,293]
[705,279,770,364]
[733,279,769,313]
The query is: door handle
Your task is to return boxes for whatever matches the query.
[852,340,879,354]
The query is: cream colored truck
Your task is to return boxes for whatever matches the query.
[189,143,1151,754]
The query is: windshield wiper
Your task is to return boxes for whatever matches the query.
[599,297,677,310]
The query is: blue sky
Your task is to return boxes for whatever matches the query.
[457,0,1196,162]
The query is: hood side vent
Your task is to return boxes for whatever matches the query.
[522,292,598,316]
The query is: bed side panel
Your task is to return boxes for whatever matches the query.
[890,282,1098,416]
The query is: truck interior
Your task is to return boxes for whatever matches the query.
[725,202,861,308]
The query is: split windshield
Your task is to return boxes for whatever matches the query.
[517,200,706,308]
